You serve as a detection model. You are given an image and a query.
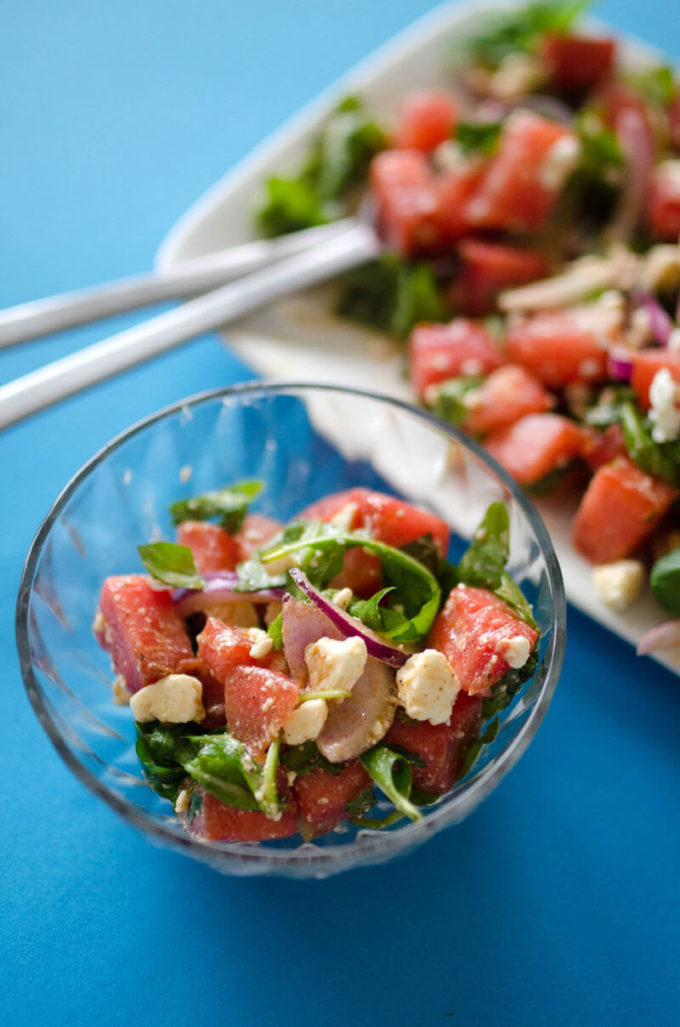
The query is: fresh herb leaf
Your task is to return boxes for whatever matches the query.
[347,587,396,631]
[456,120,502,156]
[345,785,376,817]
[620,401,680,487]
[135,723,197,803]
[360,745,423,822]
[307,96,387,202]
[169,480,263,533]
[182,732,266,812]
[280,740,343,777]
[628,64,677,109]
[482,644,539,717]
[650,547,680,614]
[458,716,500,778]
[429,376,484,429]
[337,253,449,340]
[257,735,283,818]
[262,522,442,641]
[137,542,205,589]
[267,611,284,650]
[257,176,330,237]
[454,0,590,68]
[235,559,287,592]
[457,502,510,591]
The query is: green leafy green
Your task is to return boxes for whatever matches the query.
[457,717,500,780]
[135,723,284,816]
[337,254,449,340]
[650,548,680,615]
[481,644,539,718]
[266,611,284,650]
[430,376,484,429]
[453,0,590,68]
[257,176,330,237]
[256,97,386,236]
[456,120,502,156]
[620,401,680,487]
[628,64,677,109]
[360,746,423,822]
[344,786,377,818]
[169,480,263,533]
[137,542,205,589]
[279,740,342,778]
[235,559,287,592]
[261,522,441,641]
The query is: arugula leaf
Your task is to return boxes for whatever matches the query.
[650,547,680,615]
[456,121,502,156]
[628,64,677,109]
[458,717,499,779]
[182,732,265,811]
[279,740,343,778]
[169,480,263,533]
[266,611,284,650]
[307,96,387,202]
[257,176,330,237]
[454,0,590,68]
[138,542,205,589]
[619,401,680,487]
[430,376,484,429]
[457,502,510,591]
[261,523,441,641]
[135,723,198,803]
[344,786,376,818]
[360,746,423,822]
[235,559,287,592]
[337,253,449,340]
[482,644,539,718]
[347,587,396,631]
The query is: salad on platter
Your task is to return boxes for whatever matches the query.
[94,481,540,844]
[247,1,680,658]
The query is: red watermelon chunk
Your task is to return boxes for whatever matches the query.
[428,585,538,697]
[96,574,194,693]
[408,319,503,401]
[385,690,483,794]
[293,759,372,839]
[175,520,239,573]
[484,412,586,487]
[186,785,298,843]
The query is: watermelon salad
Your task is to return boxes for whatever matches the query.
[254,0,680,654]
[93,481,540,844]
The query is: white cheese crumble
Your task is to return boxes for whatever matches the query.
[593,560,645,613]
[111,674,131,706]
[539,134,582,192]
[333,587,354,611]
[395,649,460,726]
[304,636,367,693]
[247,628,274,660]
[174,789,191,815]
[649,368,680,443]
[502,635,531,670]
[282,698,329,745]
[129,674,205,724]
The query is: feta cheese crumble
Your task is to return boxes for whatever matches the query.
[649,368,680,443]
[305,636,367,693]
[502,635,531,669]
[129,673,205,724]
[593,560,644,613]
[395,649,460,726]
[282,698,329,745]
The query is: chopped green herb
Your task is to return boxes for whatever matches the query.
[453,0,590,68]
[337,254,449,340]
[456,120,502,156]
[169,480,263,533]
[137,542,205,590]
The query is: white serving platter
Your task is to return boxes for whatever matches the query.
[156,1,680,673]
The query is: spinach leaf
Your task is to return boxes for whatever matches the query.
[360,746,423,822]
[137,542,205,589]
[169,480,263,533]
[453,0,590,68]
[337,253,449,340]
[456,121,502,156]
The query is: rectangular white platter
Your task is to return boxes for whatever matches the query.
[156,0,680,674]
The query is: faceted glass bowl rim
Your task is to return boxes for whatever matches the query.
[16,381,566,875]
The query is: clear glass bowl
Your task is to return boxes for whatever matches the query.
[17,382,566,878]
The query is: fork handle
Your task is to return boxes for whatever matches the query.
[0,220,378,431]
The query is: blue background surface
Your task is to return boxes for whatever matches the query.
[2,2,679,1024]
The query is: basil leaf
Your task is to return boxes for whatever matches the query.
[138,542,205,589]
[169,480,263,533]
[457,502,510,591]
[650,548,680,615]
[360,746,423,822]
[456,121,502,156]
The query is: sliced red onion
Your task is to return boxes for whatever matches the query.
[281,594,345,681]
[316,659,396,763]
[607,345,634,382]
[610,108,654,243]
[173,570,284,618]
[288,567,408,668]
[631,290,674,347]
[637,619,680,656]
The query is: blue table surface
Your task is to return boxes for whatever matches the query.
[2,2,679,1024]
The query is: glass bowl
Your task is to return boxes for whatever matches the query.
[17,382,566,878]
